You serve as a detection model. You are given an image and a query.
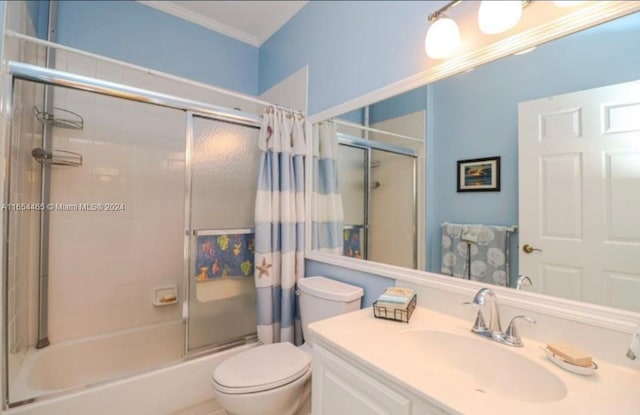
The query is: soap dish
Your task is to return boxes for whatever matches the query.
[542,346,598,376]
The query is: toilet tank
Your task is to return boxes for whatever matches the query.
[298,276,363,344]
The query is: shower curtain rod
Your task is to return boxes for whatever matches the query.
[8,61,262,127]
[332,118,424,144]
[5,30,304,117]
[337,132,417,157]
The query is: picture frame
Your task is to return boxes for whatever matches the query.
[457,156,501,192]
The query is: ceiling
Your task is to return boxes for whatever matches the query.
[139,1,308,47]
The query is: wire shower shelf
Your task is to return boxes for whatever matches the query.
[33,106,84,130]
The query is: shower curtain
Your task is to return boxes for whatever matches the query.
[254,107,306,345]
[311,121,344,254]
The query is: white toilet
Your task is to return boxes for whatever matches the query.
[211,276,364,415]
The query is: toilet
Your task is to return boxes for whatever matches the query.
[211,276,364,415]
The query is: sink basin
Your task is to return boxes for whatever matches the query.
[396,330,567,403]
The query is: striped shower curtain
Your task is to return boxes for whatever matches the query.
[311,121,344,254]
[254,107,306,345]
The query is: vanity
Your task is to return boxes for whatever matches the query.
[309,305,640,415]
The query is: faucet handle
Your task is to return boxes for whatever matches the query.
[504,315,536,347]
[463,301,489,333]
[516,275,533,290]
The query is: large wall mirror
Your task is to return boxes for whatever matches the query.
[310,10,640,313]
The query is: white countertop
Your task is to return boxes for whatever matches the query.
[309,306,640,415]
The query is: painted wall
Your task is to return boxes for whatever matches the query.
[369,87,427,125]
[55,0,259,95]
[428,11,640,278]
[306,260,393,307]
[259,1,445,114]
[295,9,640,291]
[0,2,4,56]
[25,0,48,39]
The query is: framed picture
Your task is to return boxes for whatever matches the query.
[457,156,501,192]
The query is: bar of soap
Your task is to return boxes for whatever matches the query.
[547,341,593,367]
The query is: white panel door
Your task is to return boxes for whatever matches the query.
[518,80,640,310]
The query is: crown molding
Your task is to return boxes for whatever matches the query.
[138,1,260,47]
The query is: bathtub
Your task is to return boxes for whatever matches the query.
[7,320,255,414]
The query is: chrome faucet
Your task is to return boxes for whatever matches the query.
[515,275,532,290]
[465,287,536,347]
[470,287,502,333]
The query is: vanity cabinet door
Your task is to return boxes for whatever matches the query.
[312,344,411,415]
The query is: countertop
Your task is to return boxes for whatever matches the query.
[308,306,640,415]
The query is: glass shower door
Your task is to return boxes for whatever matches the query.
[368,148,417,268]
[336,141,417,268]
[186,115,260,353]
[6,79,187,404]
[337,144,368,259]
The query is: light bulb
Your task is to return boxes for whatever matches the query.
[553,1,585,7]
[425,17,461,59]
[478,1,523,35]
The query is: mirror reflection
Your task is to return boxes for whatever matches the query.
[311,11,640,312]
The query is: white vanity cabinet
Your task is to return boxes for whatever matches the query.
[311,343,449,415]
[309,307,640,415]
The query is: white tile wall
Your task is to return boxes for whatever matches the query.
[46,74,186,342]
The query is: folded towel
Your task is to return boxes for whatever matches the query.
[377,294,410,305]
[375,287,416,309]
[461,225,482,243]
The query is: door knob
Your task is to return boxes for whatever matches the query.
[522,244,542,254]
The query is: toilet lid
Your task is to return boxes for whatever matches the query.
[212,343,311,394]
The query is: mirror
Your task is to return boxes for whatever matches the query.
[311,11,640,313]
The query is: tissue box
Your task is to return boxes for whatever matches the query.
[373,287,417,323]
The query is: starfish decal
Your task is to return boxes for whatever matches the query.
[256,257,272,278]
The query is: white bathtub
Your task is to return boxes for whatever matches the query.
[7,321,254,414]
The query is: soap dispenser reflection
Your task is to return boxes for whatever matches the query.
[627,324,640,360]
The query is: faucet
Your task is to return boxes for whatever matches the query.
[464,287,536,347]
[515,275,532,290]
[627,324,640,360]
[470,287,502,333]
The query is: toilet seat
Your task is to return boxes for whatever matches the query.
[212,343,311,395]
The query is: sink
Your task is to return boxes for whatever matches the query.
[396,330,567,403]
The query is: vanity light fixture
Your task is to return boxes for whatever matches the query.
[478,1,529,35]
[425,0,532,59]
[424,1,462,59]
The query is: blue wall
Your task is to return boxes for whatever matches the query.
[306,260,394,307]
[56,1,259,95]
[25,0,49,39]
[369,87,427,125]
[0,2,5,58]
[259,1,445,115]
[340,12,640,283]
[427,11,640,279]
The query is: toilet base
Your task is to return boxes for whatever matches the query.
[214,368,311,415]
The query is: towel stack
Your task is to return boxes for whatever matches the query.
[373,287,417,323]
